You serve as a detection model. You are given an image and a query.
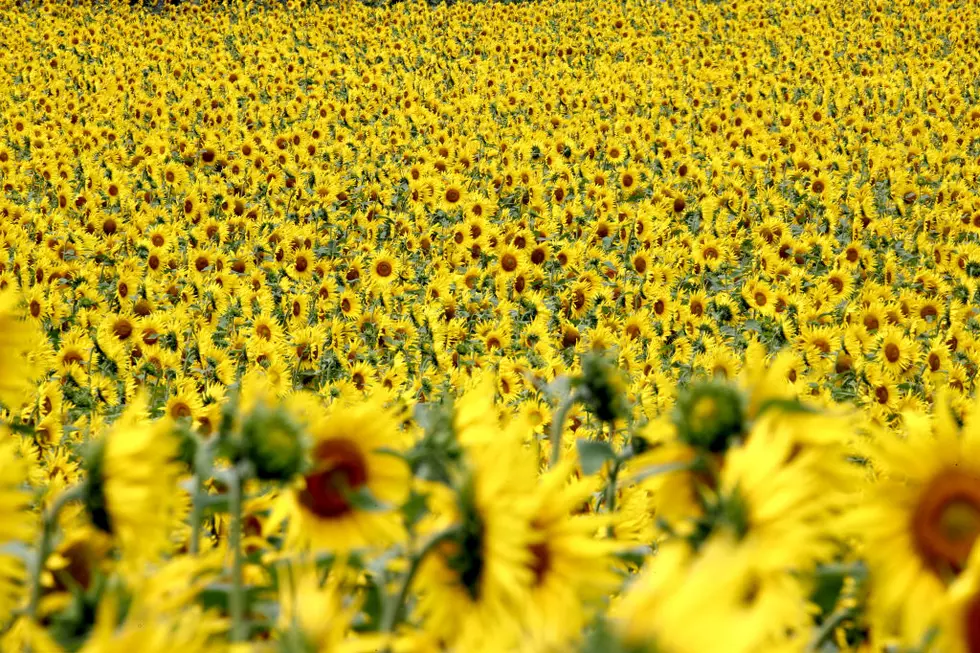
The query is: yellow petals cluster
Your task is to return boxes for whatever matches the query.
[1,0,980,650]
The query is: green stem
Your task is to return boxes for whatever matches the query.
[807,607,855,652]
[228,466,246,642]
[601,458,622,513]
[188,474,203,555]
[550,390,577,468]
[381,527,459,634]
[27,485,84,621]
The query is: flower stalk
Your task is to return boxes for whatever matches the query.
[188,474,204,555]
[381,527,459,635]
[228,464,247,642]
[550,389,578,468]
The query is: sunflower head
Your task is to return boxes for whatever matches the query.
[81,396,180,570]
[575,352,630,424]
[239,401,307,482]
[673,379,745,454]
[286,398,410,552]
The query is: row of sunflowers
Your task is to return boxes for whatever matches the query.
[2,0,980,649]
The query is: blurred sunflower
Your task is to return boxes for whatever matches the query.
[282,397,410,552]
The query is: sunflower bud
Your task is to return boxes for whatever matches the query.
[672,380,744,453]
[575,352,629,424]
[240,402,306,482]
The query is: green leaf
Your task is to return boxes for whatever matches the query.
[401,489,429,529]
[355,577,384,632]
[198,582,263,613]
[576,439,616,475]
[755,397,818,418]
[614,545,654,569]
[200,493,231,514]
[343,485,391,512]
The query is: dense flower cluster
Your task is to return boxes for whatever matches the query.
[2,0,980,650]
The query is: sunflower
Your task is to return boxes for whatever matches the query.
[369,250,400,286]
[824,267,854,300]
[619,165,641,195]
[520,460,621,648]
[627,416,704,536]
[289,247,314,280]
[924,338,950,376]
[939,543,980,653]
[876,326,918,377]
[742,280,775,317]
[439,178,466,212]
[851,397,980,643]
[337,289,361,321]
[83,393,180,574]
[497,244,522,275]
[861,365,899,413]
[413,429,537,651]
[38,525,112,618]
[283,397,410,552]
[701,409,855,643]
[277,557,361,652]
[165,381,204,423]
[78,598,227,653]
[0,437,33,623]
[0,289,39,409]
[605,141,626,163]
[611,540,772,653]
[858,300,888,335]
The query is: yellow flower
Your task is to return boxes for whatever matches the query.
[283,397,410,552]
[938,543,980,653]
[0,436,33,623]
[0,289,40,409]
[413,433,537,652]
[612,540,772,653]
[277,558,361,651]
[83,394,181,574]
[79,597,227,653]
[850,396,980,644]
[519,459,621,649]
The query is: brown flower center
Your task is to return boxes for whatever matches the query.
[170,402,192,419]
[300,439,369,519]
[528,540,551,587]
[965,590,980,653]
[884,343,901,363]
[113,320,133,340]
[913,469,980,577]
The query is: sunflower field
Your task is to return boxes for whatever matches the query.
[2,0,980,650]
